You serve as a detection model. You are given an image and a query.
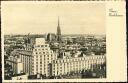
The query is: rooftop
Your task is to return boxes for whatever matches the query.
[12,49,32,56]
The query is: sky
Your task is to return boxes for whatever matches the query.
[2,2,106,35]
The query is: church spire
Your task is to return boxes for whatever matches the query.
[57,17,61,35]
[56,17,61,42]
[58,17,60,27]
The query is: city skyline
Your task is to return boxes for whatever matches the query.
[3,2,106,80]
[2,3,105,35]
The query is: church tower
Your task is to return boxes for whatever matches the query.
[56,17,61,42]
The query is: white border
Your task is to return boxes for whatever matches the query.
[1,1,127,82]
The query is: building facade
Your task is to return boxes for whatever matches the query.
[31,38,58,76]
[6,55,23,75]
[6,49,32,75]
[51,55,106,76]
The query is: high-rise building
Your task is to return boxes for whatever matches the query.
[7,38,58,77]
[56,17,61,42]
[31,38,58,76]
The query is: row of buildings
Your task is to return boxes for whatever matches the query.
[6,38,106,78]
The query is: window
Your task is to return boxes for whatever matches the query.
[36,68,38,71]
[40,71,42,73]
[40,58,42,61]
[41,45,44,47]
[40,55,42,58]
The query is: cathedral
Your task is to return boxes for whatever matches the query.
[46,17,62,43]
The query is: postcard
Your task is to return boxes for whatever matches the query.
[1,0,127,82]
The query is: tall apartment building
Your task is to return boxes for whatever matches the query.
[31,38,58,76]
[6,49,32,75]
[6,38,58,77]
[51,55,105,76]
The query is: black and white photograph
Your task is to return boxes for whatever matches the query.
[3,2,106,80]
[1,1,126,82]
